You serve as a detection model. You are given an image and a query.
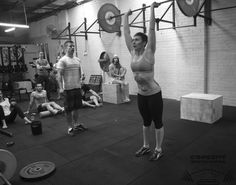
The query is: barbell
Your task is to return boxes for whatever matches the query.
[0,149,17,185]
[97,0,204,33]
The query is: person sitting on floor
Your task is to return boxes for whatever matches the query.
[81,81,103,108]
[0,90,31,129]
[26,83,64,115]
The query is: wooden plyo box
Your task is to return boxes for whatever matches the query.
[102,83,129,104]
[181,93,223,124]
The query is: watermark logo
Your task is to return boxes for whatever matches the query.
[182,155,234,185]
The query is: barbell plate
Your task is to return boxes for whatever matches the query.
[176,0,202,17]
[0,149,17,181]
[98,51,112,72]
[97,3,121,33]
[19,161,56,179]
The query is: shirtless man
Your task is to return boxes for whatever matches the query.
[26,83,64,115]
[124,2,164,161]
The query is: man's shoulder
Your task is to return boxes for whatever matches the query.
[74,57,81,61]
[57,56,67,68]
[58,55,66,62]
[31,91,37,96]
[32,90,46,95]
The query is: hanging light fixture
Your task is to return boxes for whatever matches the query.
[0,0,29,29]
[0,23,29,28]
[4,27,16,32]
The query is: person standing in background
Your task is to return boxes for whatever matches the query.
[35,51,51,100]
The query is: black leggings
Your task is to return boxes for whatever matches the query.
[137,91,163,129]
[0,105,25,123]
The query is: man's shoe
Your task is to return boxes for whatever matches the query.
[67,128,75,136]
[149,149,164,161]
[124,98,131,103]
[74,123,88,131]
[135,146,151,157]
[2,124,8,129]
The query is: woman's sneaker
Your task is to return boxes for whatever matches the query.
[149,149,164,161]
[135,146,151,157]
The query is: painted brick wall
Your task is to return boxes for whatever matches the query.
[28,0,236,106]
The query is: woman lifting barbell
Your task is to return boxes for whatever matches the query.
[123,2,164,161]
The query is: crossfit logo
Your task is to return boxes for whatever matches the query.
[191,154,226,163]
[182,155,235,185]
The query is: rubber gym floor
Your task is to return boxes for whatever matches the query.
[1,95,236,185]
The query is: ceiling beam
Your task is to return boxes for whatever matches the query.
[28,1,78,23]
[27,0,58,14]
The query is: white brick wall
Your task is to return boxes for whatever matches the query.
[28,0,236,106]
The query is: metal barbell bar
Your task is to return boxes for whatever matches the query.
[97,0,202,33]
[110,0,174,19]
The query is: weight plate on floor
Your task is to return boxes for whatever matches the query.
[19,161,56,179]
[0,149,17,180]
[97,3,121,33]
[176,0,202,17]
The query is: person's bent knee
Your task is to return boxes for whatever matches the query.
[90,96,97,100]
[45,104,52,109]
[154,122,163,129]
[143,122,152,127]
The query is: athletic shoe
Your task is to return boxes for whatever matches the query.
[67,128,74,136]
[149,149,164,161]
[2,124,8,129]
[135,146,151,157]
[74,123,88,131]
[124,98,131,103]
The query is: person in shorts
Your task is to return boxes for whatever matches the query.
[81,81,102,108]
[26,83,64,115]
[57,40,87,136]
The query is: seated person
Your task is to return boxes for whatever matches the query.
[108,55,130,102]
[0,90,31,129]
[26,83,64,115]
[81,81,102,108]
